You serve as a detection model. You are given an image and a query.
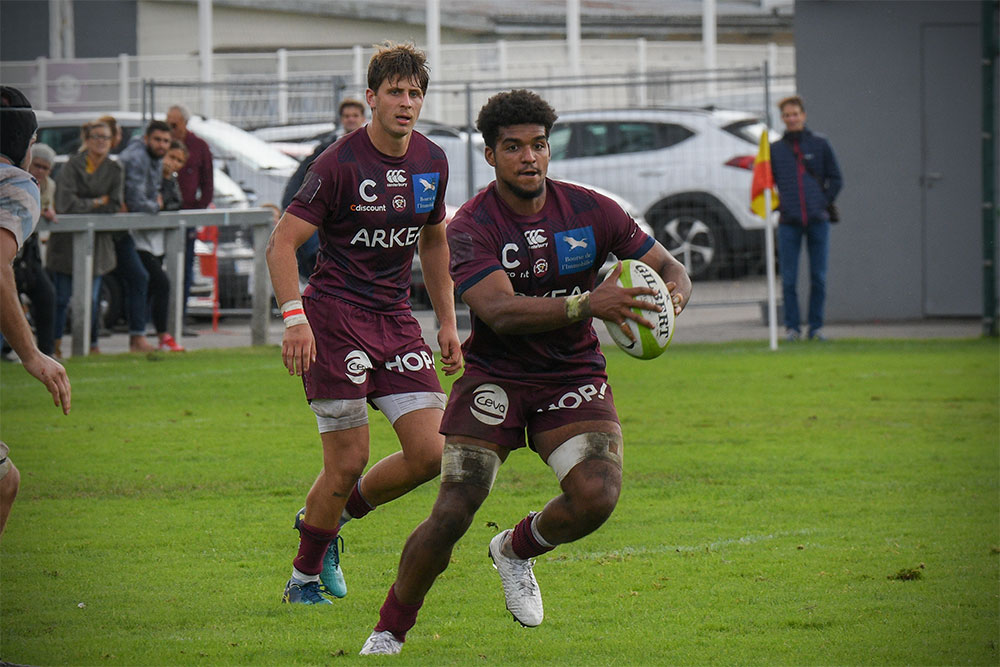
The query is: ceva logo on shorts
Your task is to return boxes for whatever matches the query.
[344,349,373,385]
[471,383,508,426]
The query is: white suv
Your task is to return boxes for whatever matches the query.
[547,107,770,279]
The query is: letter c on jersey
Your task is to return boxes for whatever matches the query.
[502,243,520,269]
[359,179,378,203]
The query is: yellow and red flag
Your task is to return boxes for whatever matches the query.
[750,129,779,218]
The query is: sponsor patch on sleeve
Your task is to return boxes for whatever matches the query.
[412,172,440,214]
[555,226,596,274]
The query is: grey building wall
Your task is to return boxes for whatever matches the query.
[0,0,136,61]
[0,0,51,61]
[74,1,137,57]
[794,0,989,321]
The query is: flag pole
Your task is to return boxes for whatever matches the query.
[764,192,778,351]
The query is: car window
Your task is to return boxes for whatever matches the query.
[658,123,696,148]
[577,123,612,158]
[615,123,659,154]
[721,119,766,146]
[36,127,84,155]
[549,124,572,160]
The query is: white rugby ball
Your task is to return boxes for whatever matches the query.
[601,259,675,359]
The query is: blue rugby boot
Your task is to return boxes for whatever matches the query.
[282,578,333,605]
[294,507,348,598]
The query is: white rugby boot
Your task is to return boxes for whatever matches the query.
[359,630,403,656]
[488,529,544,627]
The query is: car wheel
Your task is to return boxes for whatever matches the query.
[649,207,724,279]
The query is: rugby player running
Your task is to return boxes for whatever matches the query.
[265,42,462,604]
[359,89,691,655]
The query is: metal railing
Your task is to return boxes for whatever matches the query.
[39,208,274,356]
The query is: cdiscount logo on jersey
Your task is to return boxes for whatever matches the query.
[359,179,378,202]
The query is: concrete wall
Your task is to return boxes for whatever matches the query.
[794,0,987,321]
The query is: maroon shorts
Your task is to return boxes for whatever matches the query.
[302,293,442,401]
[440,373,619,450]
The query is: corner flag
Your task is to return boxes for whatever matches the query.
[750,129,779,218]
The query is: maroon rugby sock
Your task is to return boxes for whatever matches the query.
[345,478,375,520]
[374,584,423,642]
[292,521,338,575]
[510,513,555,560]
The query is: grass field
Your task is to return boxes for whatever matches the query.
[0,339,997,665]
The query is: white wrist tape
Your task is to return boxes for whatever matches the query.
[281,299,309,328]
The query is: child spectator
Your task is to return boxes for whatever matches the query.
[133,140,188,352]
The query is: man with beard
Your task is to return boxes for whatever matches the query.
[359,89,691,655]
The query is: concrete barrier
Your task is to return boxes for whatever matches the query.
[38,208,274,356]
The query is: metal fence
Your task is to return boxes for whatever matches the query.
[1,38,794,119]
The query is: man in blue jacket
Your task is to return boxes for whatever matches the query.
[118,120,171,352]
[770,95,843,341]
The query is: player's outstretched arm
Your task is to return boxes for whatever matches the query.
[0,231,70,414]
[265,212,317,376]
[417,223,462,375]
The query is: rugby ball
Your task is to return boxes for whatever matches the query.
[601,259,675,359]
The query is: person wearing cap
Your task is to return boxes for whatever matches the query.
[0,85,72,538]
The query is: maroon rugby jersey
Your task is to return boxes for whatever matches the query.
[447,179,655,381]
[286,127,449,312]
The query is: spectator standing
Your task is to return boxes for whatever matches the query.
[50,120,122,355]
[118,120,171,352]
[265,42,461,605]
[131,139,187,352]
[97,115,124,155]
[770,95,843,342]
[358,89,691,656]
[281,98,367,280]
[0,86,71,538]
[166,104,213,327]
[13,143,58,356]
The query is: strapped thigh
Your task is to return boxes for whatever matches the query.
[310,398,369,433]
[371,391,446,425]
[440,441,501,490]
[546,432,623,482]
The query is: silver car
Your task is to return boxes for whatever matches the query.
[547,107,772,279]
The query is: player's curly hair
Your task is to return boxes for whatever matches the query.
[367,41,430,94]
[476,89,558,149]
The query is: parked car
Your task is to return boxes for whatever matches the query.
[546,107,771,279]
